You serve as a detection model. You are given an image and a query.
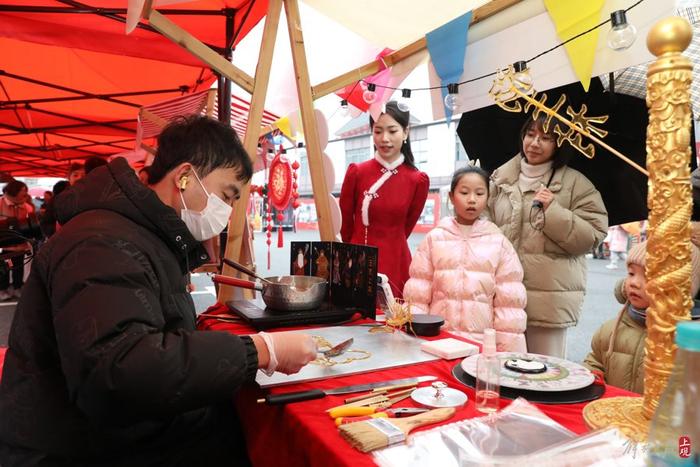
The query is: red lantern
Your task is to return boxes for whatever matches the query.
[268,151,293,250]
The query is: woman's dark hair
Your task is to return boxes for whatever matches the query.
[519,115,572,170]
[3,180,27,197]
[450,165,490,194]
[369,101,417,170]
[147,116,253,184]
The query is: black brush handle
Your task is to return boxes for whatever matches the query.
[262,389,326,405]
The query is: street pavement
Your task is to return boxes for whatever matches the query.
[1,230,627,364]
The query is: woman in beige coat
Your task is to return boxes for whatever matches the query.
[488,115,608,357]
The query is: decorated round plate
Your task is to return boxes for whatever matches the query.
[460,352,594,392]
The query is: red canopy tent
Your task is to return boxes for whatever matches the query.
[0,0,269,177]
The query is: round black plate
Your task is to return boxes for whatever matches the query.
[452,363,604,405]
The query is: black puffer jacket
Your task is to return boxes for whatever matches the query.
[0,158,258,466]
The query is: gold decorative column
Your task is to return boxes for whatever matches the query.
[641,16,693,419]
[583,16,694,441]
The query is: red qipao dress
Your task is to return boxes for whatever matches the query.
[339,154,429,297]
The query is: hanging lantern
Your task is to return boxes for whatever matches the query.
[268,150,293,252]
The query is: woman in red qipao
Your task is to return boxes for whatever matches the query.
[339,101,429,297]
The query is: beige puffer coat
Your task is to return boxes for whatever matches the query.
[488,155,608,328]
[583,306,646,394]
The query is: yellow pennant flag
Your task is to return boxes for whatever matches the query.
[544,0,605,91]
[274,116,293,140]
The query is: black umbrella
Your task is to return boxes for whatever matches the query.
[457,78,697,226]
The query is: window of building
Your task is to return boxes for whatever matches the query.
[410,126,429,169]
[298,151,311,193]
[456,137,468,161]
[345,136,370,168]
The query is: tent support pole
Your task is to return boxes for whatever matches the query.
[218,0,283,304]
[146,9,255,94]
[284,0,334,241]
[311,0,523,99]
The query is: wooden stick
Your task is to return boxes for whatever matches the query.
[218,0,283,303]
[147,10,255,94]
[205,89,217,117]
[371,381,420,393]
[140,108,168,130]
[345,390,388,404]
[311,0,523,99]
[284,0,334,240]
[140,143,156,156]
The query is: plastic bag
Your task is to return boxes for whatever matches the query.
[373,398,645,467]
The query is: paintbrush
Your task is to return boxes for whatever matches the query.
[337,407,455,452]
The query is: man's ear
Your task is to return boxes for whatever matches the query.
[173,163,193,191]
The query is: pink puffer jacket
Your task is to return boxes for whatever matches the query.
[403,217,527,352]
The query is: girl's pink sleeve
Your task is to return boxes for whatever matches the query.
[493,236,528,352]
[403,234,434,314]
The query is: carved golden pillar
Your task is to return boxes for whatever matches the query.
[582,16,694,441]
[642,16,694,419]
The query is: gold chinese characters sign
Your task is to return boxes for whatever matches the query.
[488,62,648,176]
[583,16,694,440]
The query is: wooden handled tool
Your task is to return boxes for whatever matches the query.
[338,407,455,453]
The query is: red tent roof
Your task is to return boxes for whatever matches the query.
[0,0,268,177]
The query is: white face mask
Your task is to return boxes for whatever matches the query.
[180,170,232,241]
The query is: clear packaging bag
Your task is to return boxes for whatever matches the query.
[373,398,645,467]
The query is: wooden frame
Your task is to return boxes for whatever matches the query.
[143,0,525,294]
[217,0,284,303]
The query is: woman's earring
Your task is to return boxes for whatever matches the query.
[403,139,407,145]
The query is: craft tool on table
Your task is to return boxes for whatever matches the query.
[327,387,416,415]
[321,338,354,358]
[412,381,468,408]
[334,408,429,426]
[256,375,436,405]
[338,407,456,453]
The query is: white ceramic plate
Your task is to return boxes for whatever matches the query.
[460,352,594,392]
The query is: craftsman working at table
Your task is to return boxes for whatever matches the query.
[0,116,317,467]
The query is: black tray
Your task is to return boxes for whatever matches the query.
[452,363,604,405]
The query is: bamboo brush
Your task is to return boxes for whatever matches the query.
[338,407,455,452]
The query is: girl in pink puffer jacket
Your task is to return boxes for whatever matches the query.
[403,165,527,352]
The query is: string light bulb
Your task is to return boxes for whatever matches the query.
[363,83,377,104]
[444,83,459,111]
[397,89,412,112]
[607,10,637,51]
[340,99,349,117]
[512,61,534,95]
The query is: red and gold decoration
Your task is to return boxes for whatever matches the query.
[251,146,301,269]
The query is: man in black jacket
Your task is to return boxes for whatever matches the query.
[0,116,317,466]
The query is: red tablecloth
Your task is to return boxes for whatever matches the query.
[0,347,6,382]
[199,303,636,467]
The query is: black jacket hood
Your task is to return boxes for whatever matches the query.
[55,157,209,272]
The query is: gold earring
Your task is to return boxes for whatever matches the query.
[179,176,188,190]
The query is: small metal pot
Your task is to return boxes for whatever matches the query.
[212,274,328,311]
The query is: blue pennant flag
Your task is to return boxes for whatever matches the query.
[426,11,472,123]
